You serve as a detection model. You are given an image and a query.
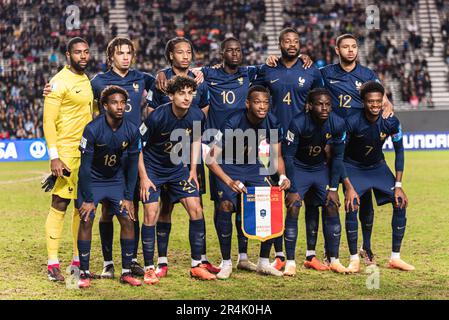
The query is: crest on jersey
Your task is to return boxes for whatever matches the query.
[185,128,192,136]
[218,191,223,199]
[298,77,306,87]
[286,130,295,143]
[380,132,387,140]
[238,77,244,85]
[355,81,363,90]
[325,133,332,139]
[122,141,129,149]
[133,82,139,92]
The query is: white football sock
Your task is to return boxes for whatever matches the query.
[275,251,285,258]
[157,257,168,265]
[103,261,114,268]
[306,250,316,257]
[350,254,360,261]
[122,268,130,275]
[191,259,202,267]
[239,253,248,261]
[144,265,155,271]
[286,260,296,267]
[391,252,400,260]
[259,258,270,266]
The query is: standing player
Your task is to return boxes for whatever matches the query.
[146,37,217,277]
[343,81,414,272]
[206,85,291,279]
[282,88,353,275]
[139,76,216,283]
[43,37,94,281]
[76,86,141,288]
[254,28,326,270]
[42,37,157,278]
[90,37,156,278]
[320,34,394,269]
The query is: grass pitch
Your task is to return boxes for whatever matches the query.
[1,151,449,300]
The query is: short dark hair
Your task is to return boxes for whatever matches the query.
[360,81,385,101]
[66,37,89,52]
[336,34,358,48]
[166,76,197,95]
[247,85,270,100]
[278,28,300,44]
[100,85,129,107]
[220,37,240,51]
[164,37,195,65]
[306,88,331,104]
[106,37,135,64]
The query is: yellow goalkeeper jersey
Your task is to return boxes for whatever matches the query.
[43,65,94,158]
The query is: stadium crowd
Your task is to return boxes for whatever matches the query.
[282,0,434,108]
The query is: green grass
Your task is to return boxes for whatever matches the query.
[1,151,449,300]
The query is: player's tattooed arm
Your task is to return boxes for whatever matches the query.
[266,54,313,68]
[382,95,394,119]
[138,151,156,202]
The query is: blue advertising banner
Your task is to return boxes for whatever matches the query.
[0,139,48,162]
[383,132,449,151]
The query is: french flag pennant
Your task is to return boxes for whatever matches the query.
[241,186,285,241]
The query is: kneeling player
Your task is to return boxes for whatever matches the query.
[76,86,142,288]
[283,88,350,275]
[139,76,216,283]
[343,81,414,272]
[206,85,291,279]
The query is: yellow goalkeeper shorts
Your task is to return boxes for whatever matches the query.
[52,157,80,200]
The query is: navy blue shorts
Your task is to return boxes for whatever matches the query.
[344,161,395,206]
[292,165,329,207]
[142,166,200,204]
[214,164,271,209]
[75,182,128,219]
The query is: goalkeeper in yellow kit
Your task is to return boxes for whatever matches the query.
[43,37,95,281]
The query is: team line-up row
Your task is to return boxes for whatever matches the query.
[41,29,413,289]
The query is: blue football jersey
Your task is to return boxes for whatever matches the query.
[216,110,282,167]
[253,61,324,131]
[344,113,402,167]
[139,103,205,177]
[285,112,346,170]
[202,65,259,131]
[79,114,140,183]
[320,63,380,118]
[90,69,155,126]
[146,68,209,110]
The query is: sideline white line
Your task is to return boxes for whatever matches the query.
[0,171,48,184]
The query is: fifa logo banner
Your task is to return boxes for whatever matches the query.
[241,187,284,241]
